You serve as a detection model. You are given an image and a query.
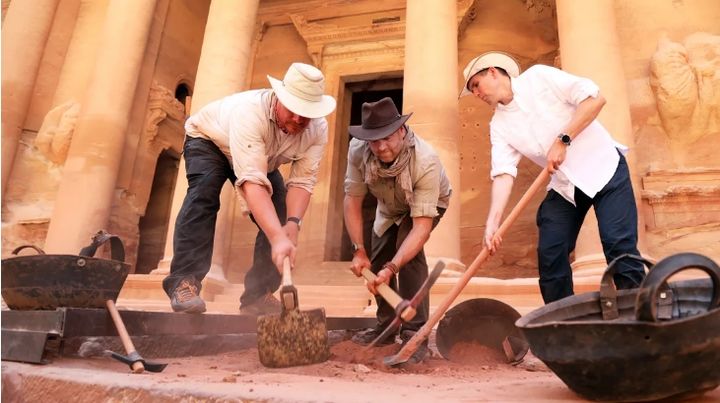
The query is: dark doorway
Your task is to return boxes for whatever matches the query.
[338,85,403,261]
[136,150,179,274]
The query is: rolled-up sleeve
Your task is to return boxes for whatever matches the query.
[228,111,273,194]
[489,126,522,179]
[536,64,600,105]
[344,138,368,197]
[409,157,441,218]
[286,135,326,194]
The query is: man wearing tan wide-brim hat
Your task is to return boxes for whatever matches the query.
[461,51,645,304]
[163,63,336,315]
[343,97,452,363]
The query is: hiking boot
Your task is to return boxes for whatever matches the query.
[170,280,206,313]
[400,329,429,364]
[350,325,397,346]
[238,293,281,316]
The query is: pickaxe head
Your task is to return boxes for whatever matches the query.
[109,350,168,373]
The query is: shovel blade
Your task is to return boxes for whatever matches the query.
[257,308,329,368]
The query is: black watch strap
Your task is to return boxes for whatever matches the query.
[287,216,302,229]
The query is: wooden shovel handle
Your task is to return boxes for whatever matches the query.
[361,268,416,322]
[394,169,551,360]
[106,299,144,373]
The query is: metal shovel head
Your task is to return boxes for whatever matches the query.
[256,307,330,368]
[436,298,527,363]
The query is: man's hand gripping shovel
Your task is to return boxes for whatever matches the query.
[383,169,551,367]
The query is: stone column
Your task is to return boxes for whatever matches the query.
[403,0,461,261]
[1,0,60,200]
[154,0,260,282]
[556,0,646,274]
[44,0,158,253]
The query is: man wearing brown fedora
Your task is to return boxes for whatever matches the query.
[460,51,645,304]
[163,62,336,314]
[344,97,451,362]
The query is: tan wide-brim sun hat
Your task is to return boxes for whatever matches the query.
[268,62,337,119]
[459,51,521,98]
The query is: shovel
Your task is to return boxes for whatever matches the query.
[257,257,330,368]
[384,169,550,366]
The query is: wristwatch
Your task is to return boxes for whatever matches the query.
[351,243,365,254]
[287,216,302,230]
[558,133,572,146]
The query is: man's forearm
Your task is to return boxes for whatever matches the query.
[286,186,311,220]
[563,94,606,139]
[392,216,433,269]
[242,182,284,241]
[487,174,515,227]
[343,195,365,247]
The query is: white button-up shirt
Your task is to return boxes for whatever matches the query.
[489,64,627,204]
[185,89,328,195]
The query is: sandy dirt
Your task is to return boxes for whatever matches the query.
[4,331,719,402]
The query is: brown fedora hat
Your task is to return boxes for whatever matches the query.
[348,97,412,141]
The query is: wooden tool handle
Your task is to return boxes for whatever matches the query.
[394,169,551,361]
[106,299,144,373]
[281,257,293,287]
[361,268,417,322]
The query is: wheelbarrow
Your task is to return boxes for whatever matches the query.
[1,230,167,373]
[516,252,720,402]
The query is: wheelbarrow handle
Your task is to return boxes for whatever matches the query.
[385,168,551,366]
[635,252,720,322]
[361,268,416,322]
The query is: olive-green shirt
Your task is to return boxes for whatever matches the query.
[344,132,451,236]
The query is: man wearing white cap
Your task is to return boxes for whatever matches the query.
[163,63,336,314]
[461,52,645,303]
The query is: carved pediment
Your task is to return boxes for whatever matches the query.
[289,0,479,66]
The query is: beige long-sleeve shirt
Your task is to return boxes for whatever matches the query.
[185,89,328,195]
[344,133,452,237]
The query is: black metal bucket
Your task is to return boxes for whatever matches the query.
[516,253,720,401]
[1,231,130,310]
[436,298,527,362]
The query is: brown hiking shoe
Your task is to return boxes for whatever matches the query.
[238,293,281,316]
[170,280,206,313]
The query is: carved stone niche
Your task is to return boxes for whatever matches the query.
[641,169,720,231]
[289,0,479,67]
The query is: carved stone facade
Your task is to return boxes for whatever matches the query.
[2,0,719,284]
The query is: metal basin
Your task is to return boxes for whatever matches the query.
[1,233,130,310]
[516,253,720,401]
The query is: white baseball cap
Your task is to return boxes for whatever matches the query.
[459,51,520,98]
[267,63,337,118]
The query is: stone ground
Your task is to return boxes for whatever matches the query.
[3,331,719,403]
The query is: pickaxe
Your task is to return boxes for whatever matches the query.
[106,299,167,373]
[365,260,446,349]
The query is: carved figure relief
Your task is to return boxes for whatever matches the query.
[650,32,720,150]
[34,100,81,164]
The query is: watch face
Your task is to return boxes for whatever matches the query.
[560,134,571,145]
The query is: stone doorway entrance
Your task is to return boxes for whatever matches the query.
[136,150,179,274]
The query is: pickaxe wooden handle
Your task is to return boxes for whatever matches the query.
[106,299,144,373]
[360,268,417,322]
[384,169,551,367]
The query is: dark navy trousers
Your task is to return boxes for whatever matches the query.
[162,136,284,305]
[535,153,645,303]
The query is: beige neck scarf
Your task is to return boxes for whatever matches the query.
[364,126,416,205]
